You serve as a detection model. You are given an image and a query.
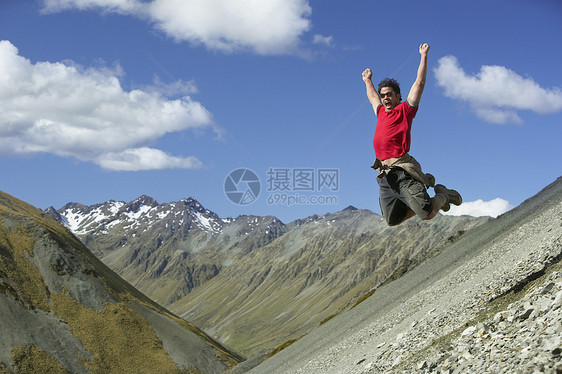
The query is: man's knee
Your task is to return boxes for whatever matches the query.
[384,207,416,226]
[381,209,402,226]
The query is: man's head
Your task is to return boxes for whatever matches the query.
[378,78,401,111]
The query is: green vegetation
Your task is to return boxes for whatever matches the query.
[0,219,51,311]
[11,345,70,374]
[0,191,242,373]
[51,290,186,374]
[126,293,244,368]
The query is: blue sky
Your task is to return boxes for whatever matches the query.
[1,0,561,223]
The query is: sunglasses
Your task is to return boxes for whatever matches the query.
[380,92,395,98]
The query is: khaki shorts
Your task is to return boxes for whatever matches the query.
[377,168,433,226]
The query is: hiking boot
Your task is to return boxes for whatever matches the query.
[434,184,462,212]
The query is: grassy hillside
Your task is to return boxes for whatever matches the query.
[0,191,241,373]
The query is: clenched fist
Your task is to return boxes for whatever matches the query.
[419,43,430,56]
[362,68,372,82]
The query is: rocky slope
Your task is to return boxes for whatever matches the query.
[48,197,489,357]
[245,177,562,373]
[0,191,242,373]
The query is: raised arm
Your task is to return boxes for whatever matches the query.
[406,43,430,107]
[362,68,382,114]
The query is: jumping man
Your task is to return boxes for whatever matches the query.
[362,43,462,226]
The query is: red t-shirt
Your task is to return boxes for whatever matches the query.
[373,101,418,160]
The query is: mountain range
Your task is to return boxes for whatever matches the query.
[0,191,242,373]
[47,195,489,357]
[3,176,559,373]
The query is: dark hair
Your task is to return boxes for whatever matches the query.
[378,78,401,101]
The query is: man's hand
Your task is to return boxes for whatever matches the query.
[362,68,373,82]
[362,68,381,113]
[407,43,430,107]
[419,43,430,56]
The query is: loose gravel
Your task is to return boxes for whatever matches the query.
[247,179,562,374]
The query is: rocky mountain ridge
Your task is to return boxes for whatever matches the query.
[47,196,288,304]
[46,195,225,237]
[48,196,490,357]
[0,190,242,373]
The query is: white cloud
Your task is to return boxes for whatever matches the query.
[42,0,144,14]
[313,34,333,47]
[0,40,212,171]
[96,147,202,171]
[442,198,514,218]
[41,0,312,55]
[434,56,562,124]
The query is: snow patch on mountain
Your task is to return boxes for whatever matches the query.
[193,212,221,233]
[60,201,123,235]
[124,204,153,220]
[49,196,230,238]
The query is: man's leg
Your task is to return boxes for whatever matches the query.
[423,184,463,220]
[392,194,441,224]
[380,169,462,225]
[434,184,463,212]
[400,207,417,223]
[377,174,414,226]
[389,169,434,222]
[423,194,447,221]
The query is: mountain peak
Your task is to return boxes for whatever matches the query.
[49,195,229,237]
[179,196,204,210]
[131,195,158,207]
